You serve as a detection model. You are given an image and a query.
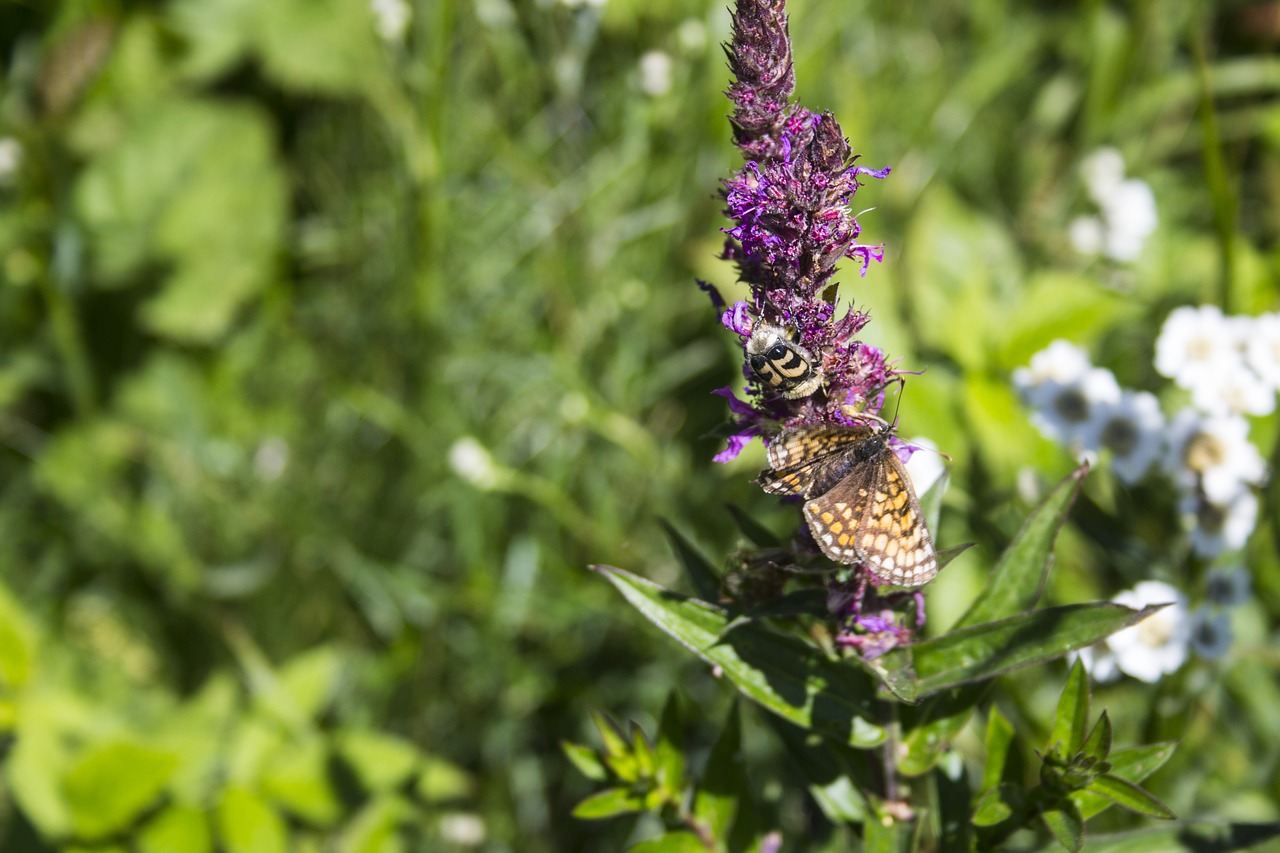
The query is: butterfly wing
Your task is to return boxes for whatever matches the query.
[757,424,874,497]
[804,444,938,586]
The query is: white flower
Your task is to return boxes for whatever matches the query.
[638,51,673,97]
[438,812,486,846]
[1080,147,1126,202]
[1097,178,1157,263]
[903,436,945,496]
[1071,643,1121,684]
[1068,216,1105,256]
[1080,390,1164,484]
[448,437,501,490]
[1014,341,1120,453]
[1072,149,1156,262]
[1182,489,1258,558]
[0,137,20,184]
[370,0,411,42]
[1189,365,1275,417]
[1163,409,1265,503]
[1013,339,1093,388]
[1188,606,1233,660]
[1154,305,1242,391]
[1245,312,1280,389]
[1204,565,1251,608]
[252,436,289,482]
[1106,581,1191,683]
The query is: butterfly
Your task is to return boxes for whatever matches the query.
[756,420,939,586]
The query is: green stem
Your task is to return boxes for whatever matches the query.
[1189,18,1237,311]
[40,274,95,417]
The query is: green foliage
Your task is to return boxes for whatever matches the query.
[2,0,1280,849]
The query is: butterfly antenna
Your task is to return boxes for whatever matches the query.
[889,376,907,430]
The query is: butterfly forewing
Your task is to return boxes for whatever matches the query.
[763,422,939,587]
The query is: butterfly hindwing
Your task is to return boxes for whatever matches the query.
[764,422,940,587]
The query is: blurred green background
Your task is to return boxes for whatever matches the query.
[1,0,1279,850]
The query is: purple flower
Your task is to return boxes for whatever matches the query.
[711,0,901,462]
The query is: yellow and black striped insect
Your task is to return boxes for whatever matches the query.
[745,323,823,399]
[757,420,938,587]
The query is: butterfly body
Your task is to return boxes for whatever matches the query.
[757,422,938,587]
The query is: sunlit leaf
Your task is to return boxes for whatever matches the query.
[887,603,1165,698]
[1049,659,1090,755]
[64,741,178,839]
[595,566,885,748]
[955,466,1086,630]
[1071,743,1176,819]
[1041,800,1084,852]
[571,788,646,820]
[1084,774,1175,820]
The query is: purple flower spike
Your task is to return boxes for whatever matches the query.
[710,0,904,465]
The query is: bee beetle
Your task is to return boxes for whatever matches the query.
[746,323,824,399]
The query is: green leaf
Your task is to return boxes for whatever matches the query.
[593,710,638,782]
[571,787,646,820]
[1084,774,1175,820]
[1077,822,1280,852]
[216,787,289,853]
[898,683,989,777]
[594,566,885,749]
[138,805,214,853]
[628,831,711,853]
[767,715,872,824]
[0,579,36,690]
[725,504,782,547]
[885,603,1165,698]
[275,645,344,721]
[933,761,974,851]
[982,707,1016,791]
[658,521,722,602]
[1080,712,1112,762]
[336,730,422,793]
[864,804,915,853]
[631,721,656,779]
[64,740,178,839]
[253,0,384,95]
[338,795,408,853]
[693,703,741,840]
[1041,800,1084,852]
[1049,659,1090,756]
[1071,743,1176,819]
[562,741,609,782]
[654,692,686,795]
[416,756,473,803]
[955,467,1086,630]
[260,738,341,826]
[971,786,1013,827]
[74,99,286,343]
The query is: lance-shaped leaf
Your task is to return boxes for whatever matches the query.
[594,566,886,748]
[882,603,1165,698]
[659,520,722,602]
[1070,743,1175,819]
[955,466,1086,630]
[573,787,646,820]
[693,702,742,840]
[767,715,873,824]
[1048,659,1091,756]
[1041,800,1084,852]
[1074,821,1280,852]
[1083,774,1174,820]
[897,683,989,776]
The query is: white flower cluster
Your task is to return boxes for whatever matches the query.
[1077,565,1251,683]
[1013,340,1164,485]
[1156,304,1280,417]
[1068,147,1157,263]
[1017,323,1268,559]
